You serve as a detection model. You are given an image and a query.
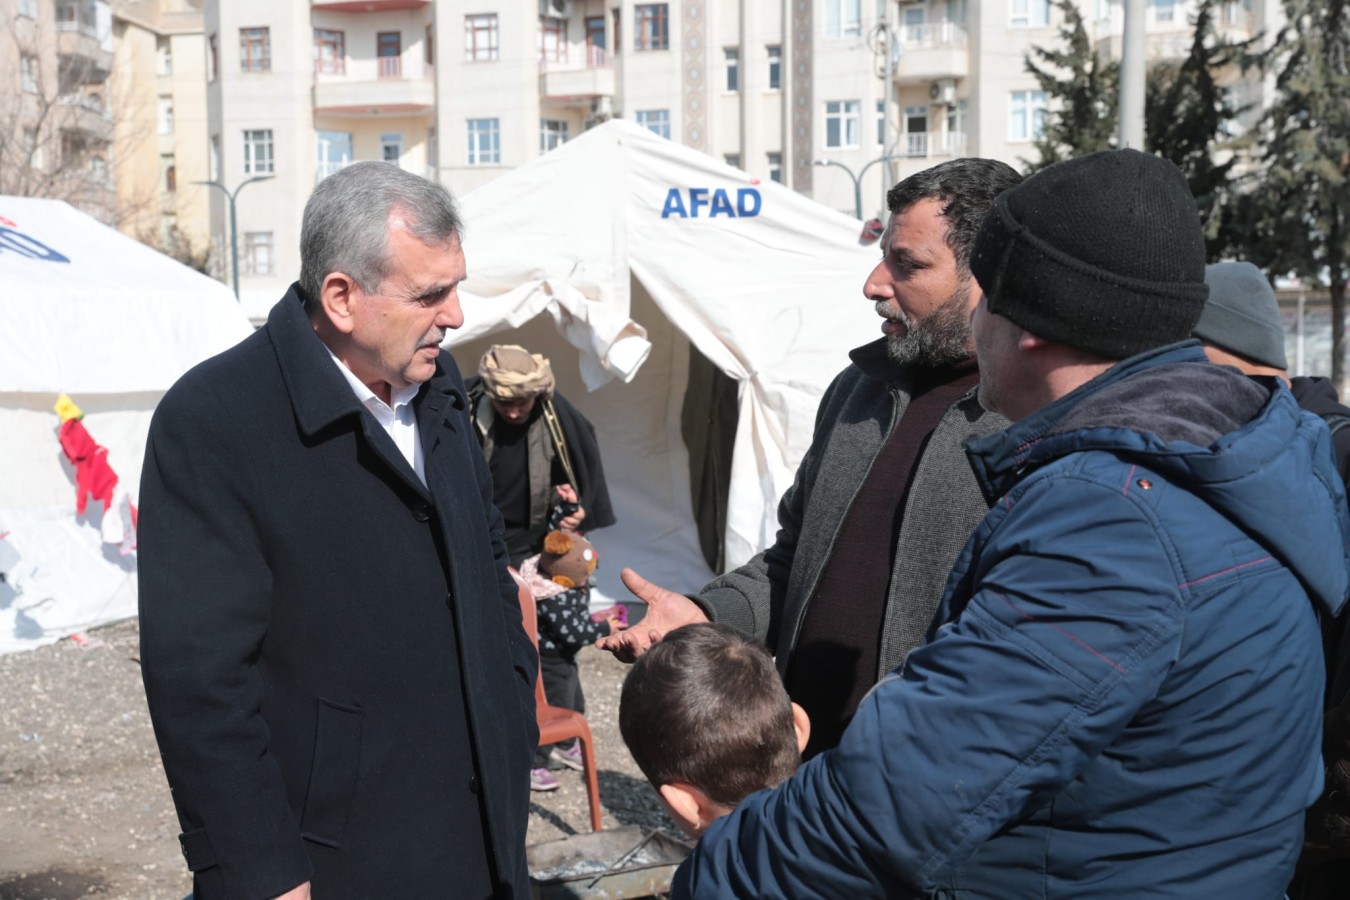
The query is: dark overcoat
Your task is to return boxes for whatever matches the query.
[138,286,538,899]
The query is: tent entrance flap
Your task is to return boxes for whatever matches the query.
[680,345,738,574]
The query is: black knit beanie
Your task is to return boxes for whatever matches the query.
[969,149,1209,360]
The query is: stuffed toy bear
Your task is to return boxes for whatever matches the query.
[537,530,598,590]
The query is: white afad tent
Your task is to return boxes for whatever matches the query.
[450,120,879,603]
[0,196,253,654]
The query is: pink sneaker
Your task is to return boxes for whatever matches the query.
[530,767,560,792]
[549,741,585,772]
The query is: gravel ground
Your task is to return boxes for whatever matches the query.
[0,616,679,899]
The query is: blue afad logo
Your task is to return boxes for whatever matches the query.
[661,187,762,219]
[0,227,70,263]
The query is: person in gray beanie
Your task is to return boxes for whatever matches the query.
[1195,261,1350,900]
[669,149,1350,899]
[1196,261,1350,481]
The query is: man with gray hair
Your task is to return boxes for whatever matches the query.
[139,162,537,898]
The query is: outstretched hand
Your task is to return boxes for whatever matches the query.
[595,567,709,662]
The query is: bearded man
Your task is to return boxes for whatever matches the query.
[602,158,1023,755]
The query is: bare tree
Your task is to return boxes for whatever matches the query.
[0,5,155,228]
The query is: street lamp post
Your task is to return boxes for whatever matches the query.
[195,175,274,300]
[811,156,901,220]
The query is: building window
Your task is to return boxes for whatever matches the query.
[635,109,670,139]
[826,0,862,38]
[767,44,781,90]
[208,33,218,81]
[244,232,273,276]
[467,118,500,164]
[160,213,178,247]
[161,153,176,192]
[17,0,37,17]
[157,96,174,135]
[723,47,740,92]
[314,29,345,74]
[378,32,402,78]
[317,131,353,181]
[465,14,499,62]
[20,55,38,93]
[380,133,403,166]
[634,4,669,51]
[586,16,606,50]
[1153,0,1176,23]
[23,128,42,169]
[724,153,741,168]
[1010,0,1051,28]
[768,151,783,184]
[904,105,928,156]
[209,134,221,180]
[825,100,860,148]
[1008,90,1047,141]
[945,99,968,155]
[239,27,270,73]
[156,36,173,75]
[89,155,107,182]
[539,16,567,63]
[877,99,886,146]
[243,129,274,174]
[541,119,569,152]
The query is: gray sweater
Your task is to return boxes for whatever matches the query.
[695,338,1008,680]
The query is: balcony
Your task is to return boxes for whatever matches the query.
[314,58,434,116]
[901,131,967,160]
[539,45,616,105]
[316,158,352,184]
[1095,28,1196,64]
[311,0,430,11]
[893,21,968,85]
[57,90,112,135]
[56,31,112,84]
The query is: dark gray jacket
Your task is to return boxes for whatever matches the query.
[694,338,1008,679]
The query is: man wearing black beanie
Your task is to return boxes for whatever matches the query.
[672,150,1350,898]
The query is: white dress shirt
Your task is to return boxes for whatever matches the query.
[325,346,425,486]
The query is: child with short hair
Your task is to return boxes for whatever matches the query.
[618,622,809,838]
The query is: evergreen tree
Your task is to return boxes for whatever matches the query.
[1024,0,1119,171]
[1243,0,1350,387]
[1145,0,1258,261]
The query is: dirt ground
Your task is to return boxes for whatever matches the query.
[0,617,677,899]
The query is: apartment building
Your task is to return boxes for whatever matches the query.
[1,0,117,223]
[111,0,210,255]
[200,0,1278,319]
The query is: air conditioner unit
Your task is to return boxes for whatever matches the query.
[590,95,614,120]
[929,78,957,106]
[540,0,573,18]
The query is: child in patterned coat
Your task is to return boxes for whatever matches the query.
[520,529,626,790]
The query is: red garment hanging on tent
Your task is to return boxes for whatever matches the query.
[58,418,119,515]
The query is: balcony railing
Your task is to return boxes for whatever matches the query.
[893,21,968,83]
[538,44,615,103]
[538,43,612,74]
[378,56,402,79]
[900,20,968,49]
[316,157,351,183]
[902,131,967,159]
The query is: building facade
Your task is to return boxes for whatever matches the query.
[1,0,117,223]
[111,0,210,257]
[197,0,1277,319]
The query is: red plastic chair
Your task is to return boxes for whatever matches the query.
[511,569,604,832]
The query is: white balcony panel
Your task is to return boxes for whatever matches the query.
[894,21,968,85]
[314,69,434,116]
